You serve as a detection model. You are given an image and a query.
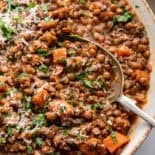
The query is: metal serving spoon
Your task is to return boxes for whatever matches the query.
[61,34,155,126]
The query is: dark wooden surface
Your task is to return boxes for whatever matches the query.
[147,0,155,13]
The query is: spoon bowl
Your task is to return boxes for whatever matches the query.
[60,34,155,127]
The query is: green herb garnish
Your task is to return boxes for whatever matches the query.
[0,137,6,144]
[41,3,48,12]
[35,137,43,147]
[6,0,17,10]
[28,2,35,9]
[26,145,33,154]
[82,79,93,89]
[0,20,16,40]
[42,103,48,113]
[22,95,32,112]
[110,130,118,144]
[91,103,104,110]
[63,130,69,136]
[6,87,18,96]
[38,64,49,73]
[51,152,60,155]
[6,126,13,136]
[79,0,86,5]
[113,11,134,23]
[0,81,4,87]
[70,98,76,107]
[36,49,50,57]
[60,106,66,113]
[75,71,87,80]
[68,49,76,56]
[44,17,51,23]
[32,113,47,128]
[100,81,108,88]
[17,72,29,79]
[69,34,80,38]
[75,72,94,89]
[13,16,22,24]
[57,41,64,47]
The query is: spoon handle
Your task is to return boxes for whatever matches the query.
[117,95,155,127]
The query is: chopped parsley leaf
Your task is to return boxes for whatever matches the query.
[60,106,66,113]
[51,152,60,155]
[26,145,33,154]
[0,81,4,86]
[36,49,50,57]
[75,71,87,80]
[44,17,51,23]
[113,11,134,23]
[63,130,69,136]
[69,34,80,38]
[0,137,6,144]
[91,103,104,110]
[28,2,35,9]
[110,129,118,144]
[82,79,94,89]
[22,94,32,112]
[6,126,13,136]
[32,113,47,128]
[17,72,30,79]
[79,0,86,5]
[13,16,22,24]
[6,87,18,96]
[41,3,48,12]
[35,137,43,147]
[6,0,17,10]
[57,41,64,47]
[38,64,49,73]
[0,20,16,40]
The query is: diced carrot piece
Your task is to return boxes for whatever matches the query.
[135,70,149,81]
[32,89,48,107]
[53,48,67,64]
[103,132,130,154]
[116,46,132,57]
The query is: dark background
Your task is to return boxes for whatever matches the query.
[147,0,155,12]
[135,1,155,155]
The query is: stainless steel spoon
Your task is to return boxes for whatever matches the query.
[66,35,155,126]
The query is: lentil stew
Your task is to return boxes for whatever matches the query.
[0,0,151,155]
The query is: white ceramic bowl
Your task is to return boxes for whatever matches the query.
[121,0,155,155]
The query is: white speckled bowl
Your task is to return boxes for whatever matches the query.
[121,0,155,155]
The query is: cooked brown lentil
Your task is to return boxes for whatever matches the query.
[0,0,151,155]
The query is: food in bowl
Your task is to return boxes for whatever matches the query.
[0,0,151,154]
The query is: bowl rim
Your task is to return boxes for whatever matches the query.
[121,0,155,154]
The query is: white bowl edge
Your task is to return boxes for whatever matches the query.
[121,0,155,155]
